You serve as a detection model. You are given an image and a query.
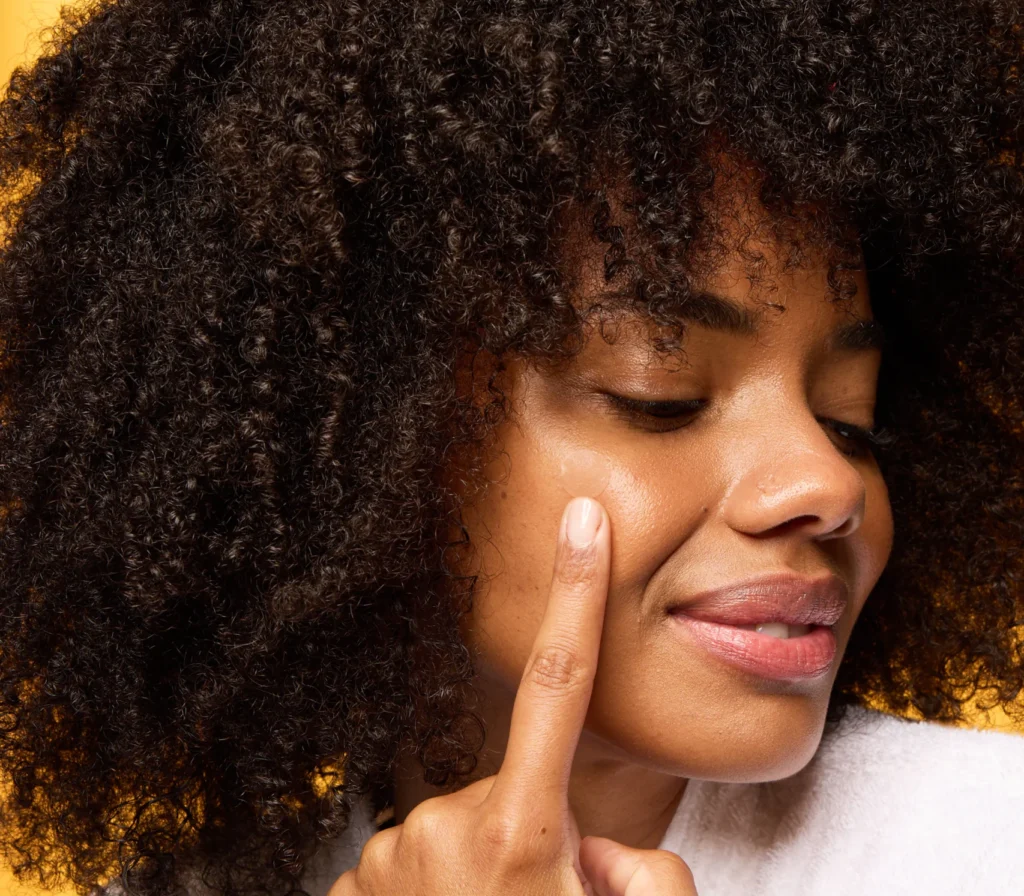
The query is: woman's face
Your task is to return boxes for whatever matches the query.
[454,202,893,783]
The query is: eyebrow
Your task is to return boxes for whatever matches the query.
[679,290,886,353]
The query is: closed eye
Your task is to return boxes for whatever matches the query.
[602,393,894,458]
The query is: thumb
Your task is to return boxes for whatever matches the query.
[578,836,698,896]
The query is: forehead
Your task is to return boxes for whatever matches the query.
[561,221,877,362]
[688,245,879,346]
[553,153,877,360]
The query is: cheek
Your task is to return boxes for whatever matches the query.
[455,424,677,691]
[452,424,562,685]
[559,447,611,498]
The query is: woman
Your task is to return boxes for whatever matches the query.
[0,0,1022,894]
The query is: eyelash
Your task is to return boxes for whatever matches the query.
[605,395,896,459]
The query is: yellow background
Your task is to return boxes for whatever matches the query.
[2,2,79,893]
[1,1,1022,894]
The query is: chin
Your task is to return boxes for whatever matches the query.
[679,730,826,784]
[686,698,831,783]
[595,688,833,783]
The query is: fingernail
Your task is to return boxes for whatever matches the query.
[565,497,600,548]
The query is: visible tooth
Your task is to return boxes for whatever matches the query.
[754,622,791,639]
[733,622,814,639]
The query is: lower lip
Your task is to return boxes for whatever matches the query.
[668,613,837,680]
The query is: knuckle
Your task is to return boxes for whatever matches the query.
[325,868,358,896]
[401,801,448,845]
[478,812,520,855]
[525,643,590,693]
[478,812,559,869]
[356,829,396,880]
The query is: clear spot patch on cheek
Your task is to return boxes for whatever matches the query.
[558,448,611,498]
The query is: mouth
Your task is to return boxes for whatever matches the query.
[667,615,837,680]
[665,571,849,627]
[664,572,848,680]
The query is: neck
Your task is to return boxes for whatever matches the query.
[392,675,687,850]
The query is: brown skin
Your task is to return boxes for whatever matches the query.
[333,493,695,895]
[388,189,894,859]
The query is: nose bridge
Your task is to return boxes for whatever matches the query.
[720,388,867,540]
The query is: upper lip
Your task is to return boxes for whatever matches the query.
[666,572,849,627]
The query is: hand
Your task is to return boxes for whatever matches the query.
[328,496,698,896]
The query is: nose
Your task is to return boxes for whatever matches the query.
[722,415,867,542]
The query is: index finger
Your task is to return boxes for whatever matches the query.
[489,496,611,809]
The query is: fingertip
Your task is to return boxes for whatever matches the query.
[578,836,630,896]
[563,496,603,548]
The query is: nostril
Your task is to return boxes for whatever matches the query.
[773,515,819,537]
[831,518,853,538]
[824,512,859,540]
[774,513,856,539]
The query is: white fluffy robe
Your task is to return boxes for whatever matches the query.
[659,704,1024,896]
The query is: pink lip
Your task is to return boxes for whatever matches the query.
[668,615,838,679]
[665,572,849,627]
[665,572,847,680]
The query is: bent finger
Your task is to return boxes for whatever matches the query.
[325,827,401,896]
[578,837,698,896]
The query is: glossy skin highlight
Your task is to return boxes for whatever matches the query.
[559,449,612,499]
[393,196,895,850]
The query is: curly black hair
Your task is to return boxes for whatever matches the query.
[0,0,1022,893]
